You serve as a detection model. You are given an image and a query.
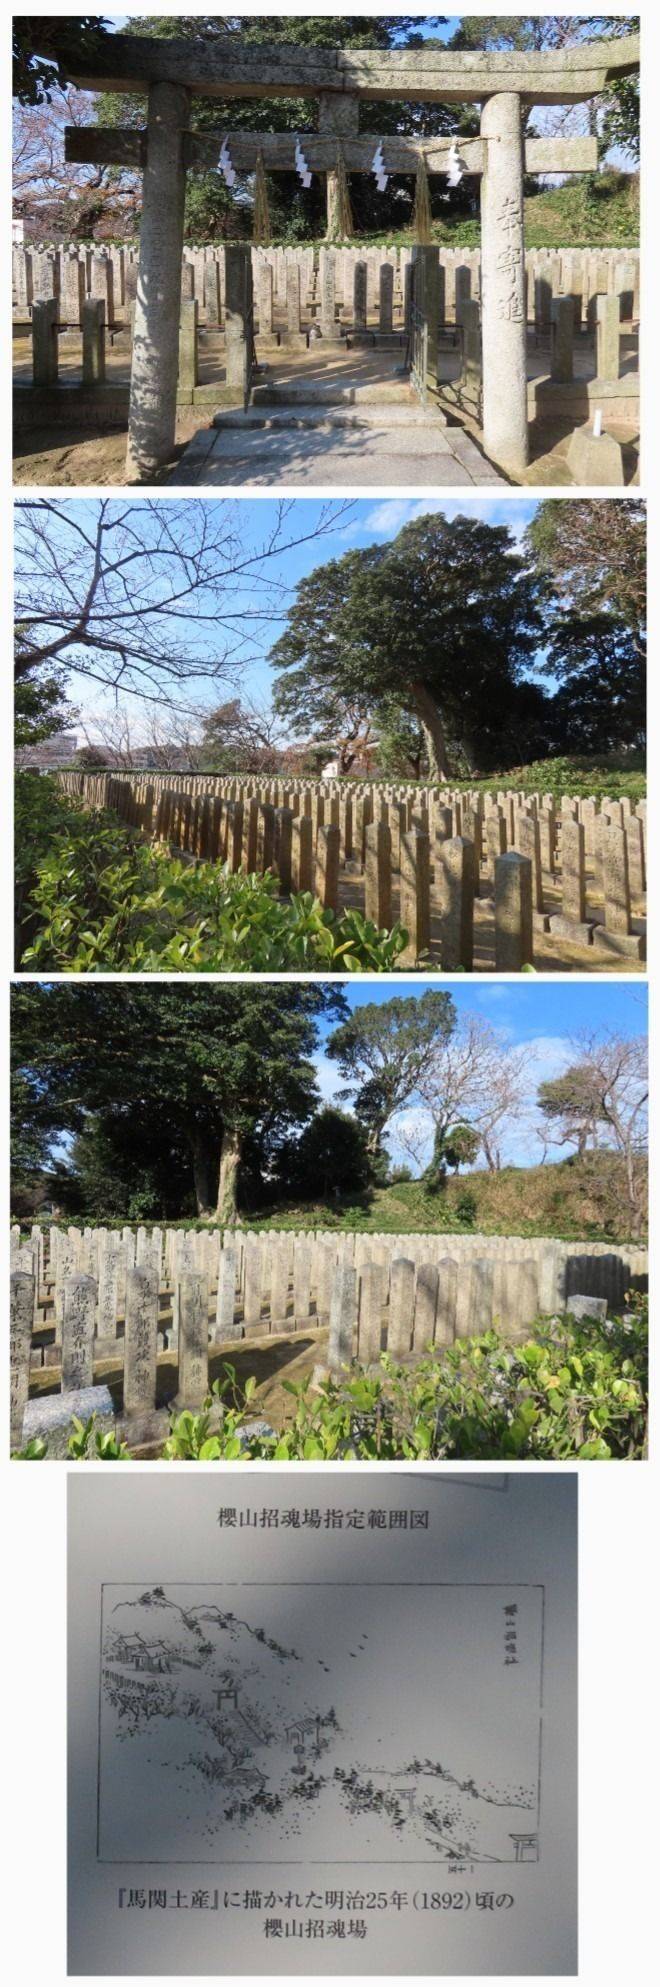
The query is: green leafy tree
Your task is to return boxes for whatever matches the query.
[271,514,544,780]
[280,1106,373,1201]
[65,1114,197,1223]
[537,1036,647,1238]
[15,616,71,756]
[452,17,639,168]
[15,669,70,756]
[527,499,646,754]
[73,745,110,769]
[538,1065,601,1159]
[599,68,639,162]
[425,1120,481,1187]
[15,614,75,934]
[452,16,634,54]
[196,699,282,775]
[527,498,645,642]
[328,991,456,1158]
[13,16,111,105]
[548,630,645,755]
[374,700,428,779]
[11,983,347,1224]
[10,1067,56,1205]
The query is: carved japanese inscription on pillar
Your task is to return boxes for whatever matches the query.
[495,194,525,323]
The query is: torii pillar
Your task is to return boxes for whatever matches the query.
[126,80,190,482]
[480,92,528,476]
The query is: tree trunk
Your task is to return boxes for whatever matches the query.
[365,1123,387,1161]
[190,1130,216,1218]
[624,1146,642,1237]
[216,1126,242,1226]
[457,734,477,776]
[410,681,451,780]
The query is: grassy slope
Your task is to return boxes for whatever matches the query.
[438,172,640,250]
[465,758,646,804]
[521,172,639,249]
[242,1155,645,1245]
[286,172,639,252]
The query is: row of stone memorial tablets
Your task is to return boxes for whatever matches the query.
[14,238,639,330]
[10,1225,646,1455]
[57,770,646,971]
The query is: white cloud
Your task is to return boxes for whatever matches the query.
[522,1034,572,1087]
[472,984,512,1002]
[313,1054,346,1110]
[360,497,536,540]
[362,497,464,535]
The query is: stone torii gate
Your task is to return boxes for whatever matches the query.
[52,30,639,481]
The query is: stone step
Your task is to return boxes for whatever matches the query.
[213,403,437,432]
[332,331,407,350]
[250,381,413,408]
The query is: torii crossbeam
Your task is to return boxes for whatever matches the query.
[47,29,639,480]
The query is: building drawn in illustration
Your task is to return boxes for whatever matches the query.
[111,1633,176,1674]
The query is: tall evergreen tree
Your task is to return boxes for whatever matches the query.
[327,992,456,1157]
[271,514,544,780]
[11,983,347,1222]
[527,499,646,753]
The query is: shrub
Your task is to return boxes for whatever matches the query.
[469,757,646,805]
[15,772,75,887]
[19,804,408,973]
[250,1305,648,1461]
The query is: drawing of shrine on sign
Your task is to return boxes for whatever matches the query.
[97,1582,544,1866]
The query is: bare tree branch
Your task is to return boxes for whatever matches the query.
[15,498,356,719]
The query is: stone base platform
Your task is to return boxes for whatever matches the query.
[548,914,594,947]
[592,924,646,960]
[21,1384,116,1456]
[116,1405,170,1449]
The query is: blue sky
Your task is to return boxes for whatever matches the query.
[106,16,461,43]
[34,495,542,742]
[312,979,648,1172]
[316,978,647,1045]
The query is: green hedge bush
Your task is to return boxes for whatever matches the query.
[19,802,407,973]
